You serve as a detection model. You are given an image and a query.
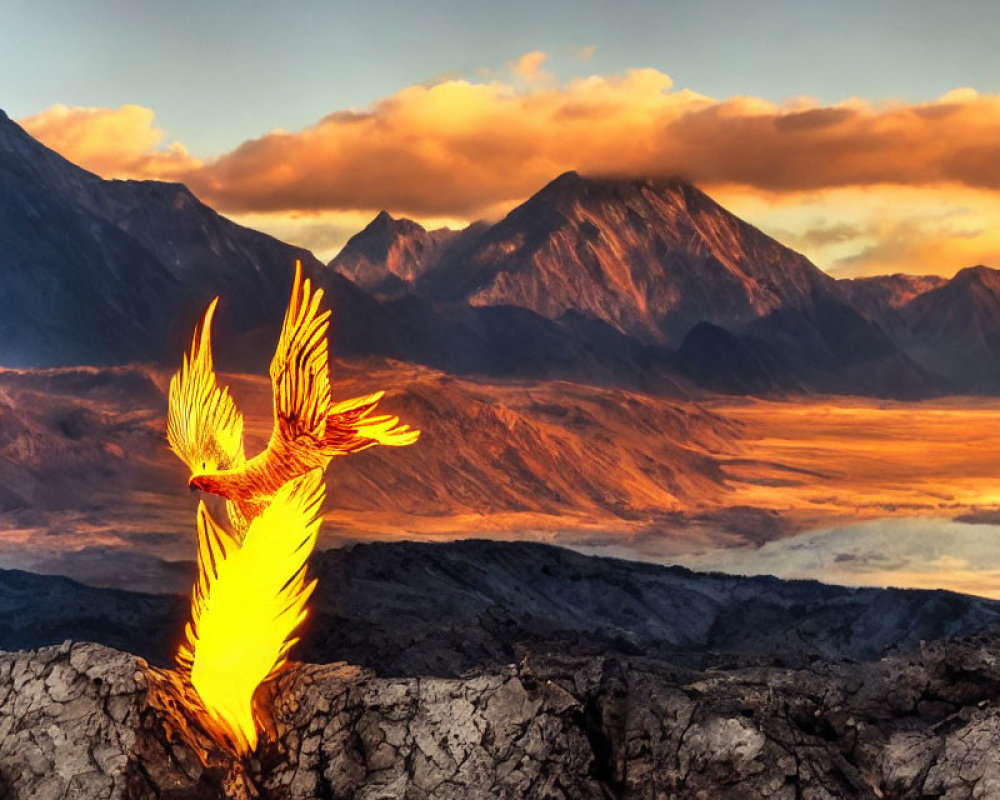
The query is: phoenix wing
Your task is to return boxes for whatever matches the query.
[268,261,334,449]
[167,299,245,473]
[268,261,420,456]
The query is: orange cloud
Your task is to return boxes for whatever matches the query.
[179,78,1000,222]
[20,72,1000,272]
[715,184,1000,277]
[511,51,551,82]
[20,104,199,180]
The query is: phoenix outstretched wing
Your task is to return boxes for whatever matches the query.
[176,468,324,756]
[268,262,420,457]
[268,262,334,448]
[167,299,246,474]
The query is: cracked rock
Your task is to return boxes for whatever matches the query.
[5,635,1000,798]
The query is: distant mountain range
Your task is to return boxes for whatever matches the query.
[3,108,999,395]
[332,170,1000,395]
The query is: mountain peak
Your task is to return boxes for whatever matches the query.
[952,264,1000,286]
[370,208,396,226]
[417,171,831,344]
[331,210,458,297]
[530,170,700,211]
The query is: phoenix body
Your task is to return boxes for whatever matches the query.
[167,261,419,534]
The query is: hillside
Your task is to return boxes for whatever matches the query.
[5,538,1000,677]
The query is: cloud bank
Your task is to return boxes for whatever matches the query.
[20,61,1000,271]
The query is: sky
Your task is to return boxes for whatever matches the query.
[5,0,1000,273]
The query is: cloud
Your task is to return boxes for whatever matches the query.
[20,104,199,180]
[20,73,1000,272]
[181,78,1000,221]
[711,184,1000,276]
[511,50,551,82]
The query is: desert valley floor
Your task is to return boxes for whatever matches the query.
[2,360,1000,599]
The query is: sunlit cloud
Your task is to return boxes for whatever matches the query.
[715,184,1000,276]
[20,103,200,180]
[511,50,552,82]
[19,65,1000,273]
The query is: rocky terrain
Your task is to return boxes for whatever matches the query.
[0,361,741,590]
[6,538,1000,679]
[6,628,1000,799]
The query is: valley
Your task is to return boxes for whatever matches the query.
[2,361,999,597]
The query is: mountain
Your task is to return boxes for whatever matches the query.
[0,111,671,385]
[838,273,946,330]
[895,265,1000,391]
[333,172,938,397]
[331,210,469,298]
[1,107,988,397]
[0,109,327,366]
[409,171,836,346]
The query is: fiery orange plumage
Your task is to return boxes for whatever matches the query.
[165,260,420,758]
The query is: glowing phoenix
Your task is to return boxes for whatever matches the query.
[176,469,324,755]
[167,260,419,534]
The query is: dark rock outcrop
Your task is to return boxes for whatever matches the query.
[7,540,1000,678]
[7,632,1000,799]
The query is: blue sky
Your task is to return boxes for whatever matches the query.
[4,0,999,155]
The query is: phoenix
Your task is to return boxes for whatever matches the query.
[166,261,419,534]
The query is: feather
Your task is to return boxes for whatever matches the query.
[176,469,324,756]
[269,261,333,447]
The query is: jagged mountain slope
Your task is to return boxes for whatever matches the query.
[0,109,322,366]
[397,171,836,346]
[837,272,946,330]
[332,172,939,397]
[0,112,680,384]
[331,210,466,297]
[896,265,1000,391]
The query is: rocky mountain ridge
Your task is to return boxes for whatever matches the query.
[6,539,1000,678]
[333,172,838,344]
[331,172,983,397]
